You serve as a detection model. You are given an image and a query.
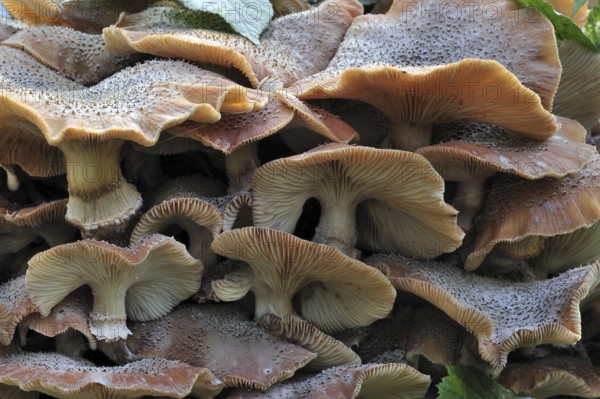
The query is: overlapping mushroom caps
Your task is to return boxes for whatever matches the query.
[211,227,396,334]
[0,46,265,234]
[225,363,430,399]
[103,0,363,87]
[25,234,202,341]
[125,303,317,390]
[464,154,600,272]
[368,254,600,368]
[416,117,595,229]
[0,353,224,399]
[253,143,463,258]
[0,276,38,345]
[289,0,560,151]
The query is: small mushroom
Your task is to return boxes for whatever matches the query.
[211,227,396,334]
[25,234,202,341]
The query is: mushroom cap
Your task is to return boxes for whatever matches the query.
[548,0,590,26]
[127,303,316,390]
[0,46,265,146]
[222,191,253,232]
[0,276,39,345]
[259,313,361,370]
[499,356,600,398]
[291,59,558,141]
[0,353,224,399]
[252,143,463,258]
[2,25,143,86]
[226,363,431,399]
[368,254,600,367]
[291,0,560,110]
[25,234,202,341]
[465,154,600,271]
[103,0,363,87]
[417,117,594,181]
[553,40,600,130]
[211,227,397,333]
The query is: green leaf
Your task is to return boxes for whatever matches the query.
[437,366,518,399]
[571,0,587,17]
[584,2,600,49]
[515,0,598,52]
[179,0,274,45]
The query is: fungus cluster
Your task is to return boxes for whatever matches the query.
[0,0,600,398]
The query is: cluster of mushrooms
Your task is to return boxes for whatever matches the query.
[0,0,600,397]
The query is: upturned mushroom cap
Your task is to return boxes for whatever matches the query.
[259,313,361,370]
[252,143,463,258]
[222,191,253,231]
[0,199,76,256]
[226,363,431,399]
[127,303,316,390]
[211,227,397,334]
[19,288,96,351]
[0,276,39,345]
[25,234,202,341]
[0,46,265,232]
[465,154,600,271]
[2,26,143,86]
[553,40,600,131]
[103,0,363,87]
[367,254,600,367]
[0,353,224,399]
[499,356,600,398]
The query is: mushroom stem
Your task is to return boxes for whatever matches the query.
[89,282,131,342]
[225,142,260,194]
[2,164,20,191]
[254,290,297,321]
[453,179,486,231]
[387,121,433,151]
[313,201,360,258]
[59,140,142,233]
[176,219,219,268]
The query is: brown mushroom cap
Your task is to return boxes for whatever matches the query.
[226,363,431,399]
[0,276,39,345]
[25,234,202,341]
[367,254,600,367]
[211,227,396,334]
[0,353,224,399]
[465,154,600,271]
[253,143,463,258]
[3,26,143,86]
[127,303,316,390]
[499,356,600,398]
[259,313,361,370]
[103,0,363,87]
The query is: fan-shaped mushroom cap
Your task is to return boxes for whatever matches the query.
[465,155,600,271]
[259,313,361,370]
[289,0,560,150]
[211,227,396,334]
[25,234,202,341]
[253,144,463,258]
[0,46,264,232]
[499,356,600,398]
[0,199,76,256]
[367,254,600,367]
[553,40,600,131]
[416,117,595,230]
[0,353,224,399]
[19,288,96,351]
[103,0,363,87]
[0,276,39,345]
[126,303,316,390]
[3,26,143,86]
[130,175,226,267]
[1,0,67,26]
[226,363,430,399]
